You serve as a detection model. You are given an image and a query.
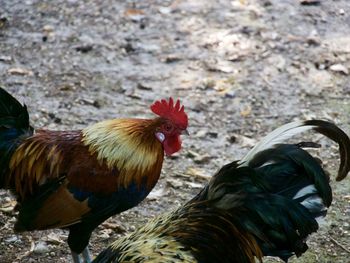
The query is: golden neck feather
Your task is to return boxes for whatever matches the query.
[82,118,164,188]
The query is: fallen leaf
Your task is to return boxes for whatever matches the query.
[167,178,183,188]
[329,64,349,75]
[0,200,17,213]
[158,7,172,14]
[42,25,54,33]
[240,106,252,117]
[0,55,12,62]
[16,240,35,260]
[137,83,153,91]
[204,59,234,73]
[235,134,257,148]
[147,188,164,200]
[185,181,204,189]
[46,233,64,245]
[101,222,125,233]
[300,0,321,5]
[8,68,33,76]
[124,9,145,22]
[181,167,211,181]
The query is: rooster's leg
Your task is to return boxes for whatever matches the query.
[82,247,92,263]
[71,250,82,263]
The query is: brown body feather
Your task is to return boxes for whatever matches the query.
[7,119,164,231]
[9,119,164,199]
[0,87,188,261]
[29,186,90,229]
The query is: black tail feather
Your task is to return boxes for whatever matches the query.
[200,119,350,261]
[0,87,33,188]
[0,87,31,130]
[305,120,350,181]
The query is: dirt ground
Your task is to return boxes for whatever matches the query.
[0,0,350,262]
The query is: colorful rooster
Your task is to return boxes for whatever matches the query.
[0,87,188,263]
[92,120,350,263]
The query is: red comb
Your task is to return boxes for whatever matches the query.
[150,97,188,128]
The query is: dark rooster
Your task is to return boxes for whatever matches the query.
[92,120,350,263]
[0,87,188,263]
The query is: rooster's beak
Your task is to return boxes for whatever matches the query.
[182,129,190,136]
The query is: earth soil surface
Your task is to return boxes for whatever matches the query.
[0,0,350,262]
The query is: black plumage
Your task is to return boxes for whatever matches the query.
[92,120,350,263]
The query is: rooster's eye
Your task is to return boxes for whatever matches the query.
[164,124,173,132]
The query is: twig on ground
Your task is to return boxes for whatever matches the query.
[329,236,350,254]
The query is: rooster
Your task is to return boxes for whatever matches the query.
[92,120,350,263]
[0,87,188,263]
